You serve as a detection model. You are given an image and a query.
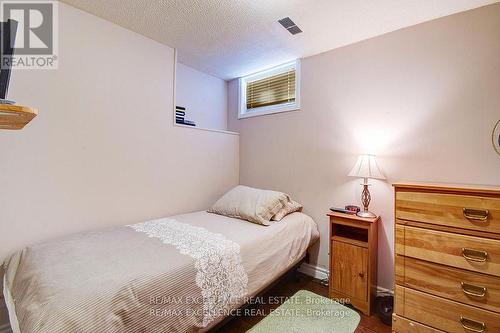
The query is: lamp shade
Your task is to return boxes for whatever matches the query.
[348,154,385,180]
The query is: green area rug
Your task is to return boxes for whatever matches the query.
[247,290,360,333]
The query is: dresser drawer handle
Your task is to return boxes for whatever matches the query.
[463,208,489,222]
[461,282,487,298]
[460,316,486,333]
[462,248,488,262]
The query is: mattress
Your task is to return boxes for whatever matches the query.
[3,211,319,332]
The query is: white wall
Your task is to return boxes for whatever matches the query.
[228,3,500,290]
[176,63,228,130]
[0,3,239,263]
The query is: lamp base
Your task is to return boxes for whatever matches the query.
[357,210,377,218]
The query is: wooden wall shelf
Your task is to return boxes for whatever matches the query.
[0,104,37,130]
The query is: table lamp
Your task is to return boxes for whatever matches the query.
[348,154,385,218]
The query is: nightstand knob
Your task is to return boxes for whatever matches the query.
[358,272,364,278]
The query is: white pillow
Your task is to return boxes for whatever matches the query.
[208,185,289,226]
[271,200,303,221]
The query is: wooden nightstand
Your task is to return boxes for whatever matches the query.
[327,211,379,316]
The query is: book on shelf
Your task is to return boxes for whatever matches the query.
[174,106,195,127]
[176,121,195,127]
[176,119,196,126]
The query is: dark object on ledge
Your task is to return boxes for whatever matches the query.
[375,295,393,326]
[329,207,356,215]
[176,119,196,126]
[345,205,361,213]
[0,19,18,100]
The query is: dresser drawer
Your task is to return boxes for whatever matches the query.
[396,256,500,313]
[395,225,500,276]
[396,191,500,234]
[392,314,444,333]
[395,286,500,333]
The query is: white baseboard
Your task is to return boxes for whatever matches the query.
[298,262,329,280]
[298,263,394,296]
[376,285,394,295]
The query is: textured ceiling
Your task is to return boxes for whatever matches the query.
[60,0,499,80]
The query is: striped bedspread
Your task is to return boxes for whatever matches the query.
[3,211,319,332]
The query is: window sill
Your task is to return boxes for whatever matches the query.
[238,106,300,119]
[174,123,239,135]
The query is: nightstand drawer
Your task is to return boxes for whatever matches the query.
[395,286,500,333]
[396,191,500,234]
[396,256,500,313]
[395,225,500,276]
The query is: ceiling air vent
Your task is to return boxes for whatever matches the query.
[278,17,302,35]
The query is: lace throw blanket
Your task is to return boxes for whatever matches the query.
[128,218,248,326]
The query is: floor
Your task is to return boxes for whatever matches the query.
[215,273,392,333]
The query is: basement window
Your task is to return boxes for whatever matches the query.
[238,60,300,119]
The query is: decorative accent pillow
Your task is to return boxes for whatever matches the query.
[208,185,289,226]
[271,200,303,221]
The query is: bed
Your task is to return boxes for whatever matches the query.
[3,210,319,333]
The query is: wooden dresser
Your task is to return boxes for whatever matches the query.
[393,183,500,333]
